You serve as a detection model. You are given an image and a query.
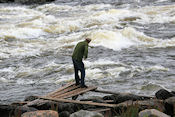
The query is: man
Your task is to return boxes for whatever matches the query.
[72,38,91,88]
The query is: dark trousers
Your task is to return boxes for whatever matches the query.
[72,59,85,86]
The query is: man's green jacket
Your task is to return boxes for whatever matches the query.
[72,41,88,62]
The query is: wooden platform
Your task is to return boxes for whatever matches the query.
[40,82,117,107]
[45,82,97,99]
[39,82,117,117]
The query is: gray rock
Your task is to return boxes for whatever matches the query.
[165,97,175,116]
[103,93,151,104]
[114,99,165,115]
[21,110,58,117]
[59,111,70,117]
[155,89,175,100]
[24,95,39,102]
[70,110,104,117]
[26,99,77,113]
[139,109,170,117]
[0,104,37,117]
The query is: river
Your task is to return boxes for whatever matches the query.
[0,0,175,104]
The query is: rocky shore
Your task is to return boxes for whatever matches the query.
[0,88,175,117]
[0,0,54,4]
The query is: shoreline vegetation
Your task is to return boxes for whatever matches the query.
[0,0,55,4]
[0,88,175,117]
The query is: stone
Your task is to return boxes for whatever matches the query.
[24,95,39,101]
[165,97,175,116]
[114,99,165,115]
[26,99,77,113]
[70,110,104,117]
[155,89,175,100]
[0,104,37,117]
[139,109,170,117]
[103,93,151,104]
[21,110,58,117]
[59,111,70,117]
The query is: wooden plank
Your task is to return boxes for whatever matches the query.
[46,82,75,97]
[57,86,97,99]
[50,85,80,98]
[39,96,117,108]
[93,89,120,95]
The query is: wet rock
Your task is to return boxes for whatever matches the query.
[59,111,70,117]
[24,95,39,102]
[165,97,175,116]
[21,110,58,117]
[155,89,175,100]
[70,110,104,117]
[139,109,169,117]
[114,99,165,115]
[103,93,151,104]
[0,104,37,117]
[26,99,77,113]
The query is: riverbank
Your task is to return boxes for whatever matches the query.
[0,88,174,117]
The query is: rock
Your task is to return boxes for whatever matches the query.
[0,104,37,117]
[165,97,175,116]
[24,95,39,101]
[114,99,165,115]
[103,93,151,104]
[139,109,170,117]
[59,111,70,117]
[26,99,77,113]
[70,110,104,117]
[21,110,58,117]
[155,89,175,100]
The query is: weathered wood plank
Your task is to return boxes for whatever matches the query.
[46,82,75,97]
[92,89,120,95]
[56,86,97,99]
[39,96,117,108]
[50,85,80,98]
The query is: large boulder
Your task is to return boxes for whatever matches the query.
[114,99,165,115]
[139,109,170,117]
[70,110,104,117]
[59,111,70,117]
[165,97,175,116]
[26,99,78,113]
[155,89,175,100]
[0,104,37,117]
[21,110,58,117]
[103,93,151,104]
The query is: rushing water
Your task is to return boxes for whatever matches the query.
[0,0,175,104]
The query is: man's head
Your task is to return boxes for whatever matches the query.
[85,38,91,43]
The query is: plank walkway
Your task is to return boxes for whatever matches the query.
[41,82,117,108]
[39,82,118,117]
